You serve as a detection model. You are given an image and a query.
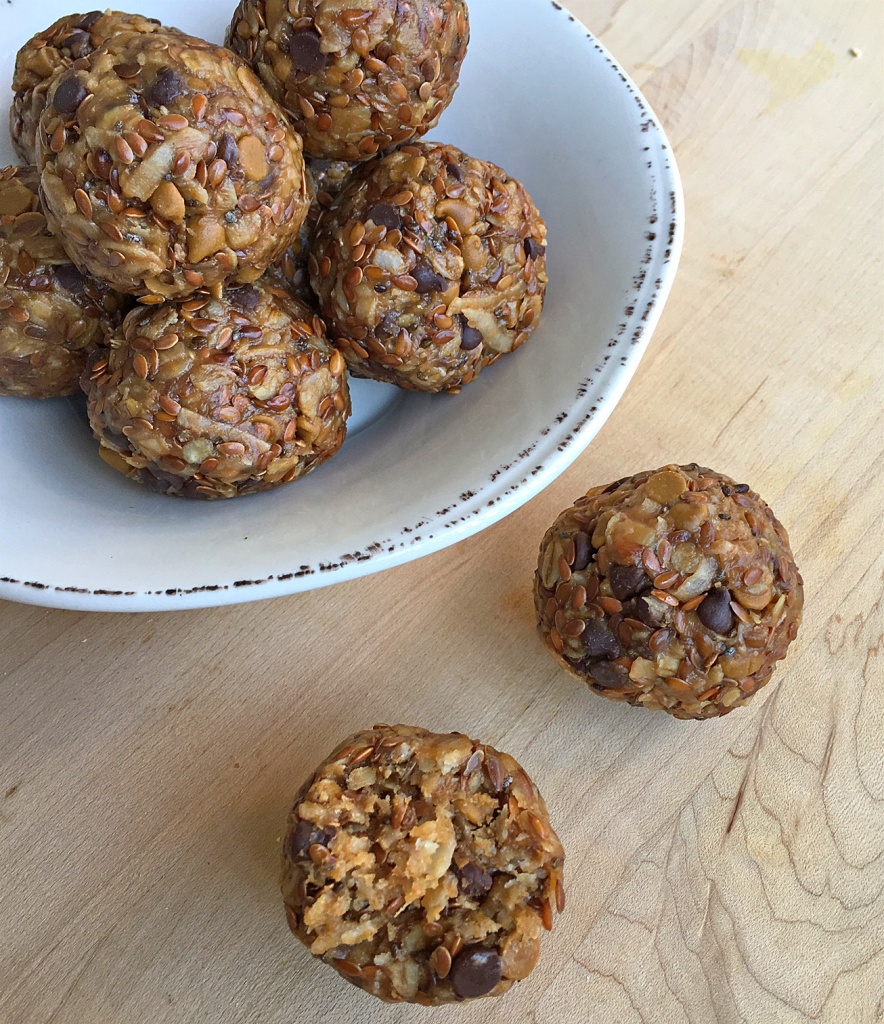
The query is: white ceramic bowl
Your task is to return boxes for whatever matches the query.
[0,0,682,611]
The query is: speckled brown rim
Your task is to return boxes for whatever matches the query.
[0,0,684,612]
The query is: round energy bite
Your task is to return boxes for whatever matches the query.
[227,0,469,162]
[83,282,349,498]
[10,10,172,165]
[281,725,565,1005]
[535,465,804,720]
[37,30,309,298]
[0,165,125,398]
[310,142,548,392]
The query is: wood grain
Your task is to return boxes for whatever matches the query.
[1,1,882,1022]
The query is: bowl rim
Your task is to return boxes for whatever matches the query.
[0,0,684,612]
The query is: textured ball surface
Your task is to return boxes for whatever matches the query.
[310,142,548,392]
[10,10,170,164]
[535,465,803,719]
[228,0,469,161]
[38,29,309,298]
[83,282,349,498]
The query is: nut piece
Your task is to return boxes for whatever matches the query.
[281,724,564,1005]
[149,181,186,223]
[37,29,310,298]
[82,282,349,498]
[0,165,126,399]
[534,465,804,719]
[309,142,548,393]
[227,0,469,162]
[9,10,170,164]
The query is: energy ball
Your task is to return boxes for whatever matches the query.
[281,724,564,1005]
[10,10,172,165]
[227,0,469,162]
[0,165,125,398]
[268,158,355,303]
[83,282,349,498]
[37,29,310,299]
[534,465,803,720]
[309,142,548,392]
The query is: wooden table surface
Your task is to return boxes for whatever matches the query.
[2,1,882,1022]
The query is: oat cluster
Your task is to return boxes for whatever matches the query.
[535,465,804,719]
[282,725,565,1005]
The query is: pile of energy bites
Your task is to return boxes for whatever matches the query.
[1,2,547,498]
[0,3,805,1011]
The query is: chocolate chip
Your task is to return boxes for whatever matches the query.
[524,237,544,261]
[54,264,86,295]
[218,133,239,167]
[721,483,732,497]
[450,948,502,999]
[233,285,261,309]
[77,11,102,30]
[375,311,398,338]
[582,618,620,659]
[623,595,663,628]
[289,29,328,73]
[697,587,734,634]
[608,565,649,601]
[588,661,631,690]
[52,74,89,116]
[412,262,447,294]
[137,467,183,494]
[147,67,184,108]
[572,532,593,571]
[286,820,334,861]
[456,314,482,350]
[101,429,130,452]
[457,862,493,901]
[60,30,93,60]
[366,203,401,230]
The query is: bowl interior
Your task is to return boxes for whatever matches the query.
[0,0,681,609]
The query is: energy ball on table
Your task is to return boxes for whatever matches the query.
[268,158,355,303]
[535,466,804,720]
[83,282,349,499]
[10,10,172,164]
[0,166,125,398]
[227,0,469,162]
[37,30,310,298]
[310,142,548,392]
[281,724,564,1005]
